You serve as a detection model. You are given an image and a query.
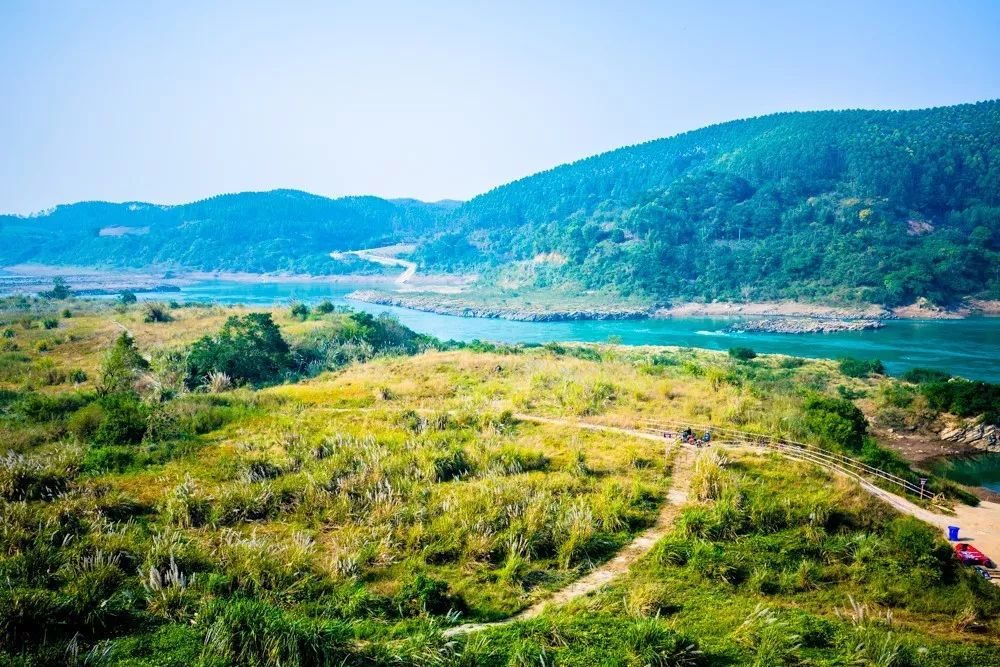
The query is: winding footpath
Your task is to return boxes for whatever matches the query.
[444,443,695,637]
[443,414,1000,636]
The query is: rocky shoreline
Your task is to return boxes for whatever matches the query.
[346,290,652,321]
[724,317,885,334]
[348,290,899,329]
[941,420,1000,454]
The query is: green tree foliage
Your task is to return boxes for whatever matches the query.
[118,290,138,305]
[99,333,150,396]
[901,367,952,384]
[837,356,885,378]
[93,392,148,445]
[429,102,1000,305]
[728,346,757,361]
[802,394,868,451]
[38,277,72,300]
[314,300,335,314]
[0,191,456,275]
[186,313,291,387]
[921,379,1000,423]
[294,312,432,373]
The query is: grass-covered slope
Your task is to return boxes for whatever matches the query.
[0,190,456,275]
[426,101,1000,306]
[0,297,998,665]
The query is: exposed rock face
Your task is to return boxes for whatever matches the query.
[724,318,884,334]
[347,290,652,321]
[940,419,1000,453]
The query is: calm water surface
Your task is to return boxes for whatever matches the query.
[929,454,1000,493]
[133,279,1000,382]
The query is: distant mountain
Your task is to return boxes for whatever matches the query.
[418,100,1000,306]
[4,102,999,306]
[0,190,454,274]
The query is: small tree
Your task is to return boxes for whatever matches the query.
[728,346,757,361]
[99,332,150,396]
[186,313,291,387]
[118,290,138,306]
[39,277,72,300]
[802,393,868,451]
[290,303,310,320]
[142,302,173,323]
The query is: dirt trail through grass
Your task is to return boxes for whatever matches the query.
[444,432,695,637]
[444,415,1000,635]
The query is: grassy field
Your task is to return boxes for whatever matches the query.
[0,296,997,665]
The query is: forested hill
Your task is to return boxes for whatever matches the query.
[0,190,456,274]
[420,101,1000,306]
[3,102,999,305]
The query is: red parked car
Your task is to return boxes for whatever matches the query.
[954,543,995,568]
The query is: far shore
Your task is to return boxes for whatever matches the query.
[2,263,997,322]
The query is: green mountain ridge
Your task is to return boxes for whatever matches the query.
[3,101,1000,305]
[0,190,456,275]
[429,101,1000,305]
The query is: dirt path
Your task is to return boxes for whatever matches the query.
[331,248,416,285]
[444,442,695,637]
[854,477,1000,577]
[442,415,1000,636]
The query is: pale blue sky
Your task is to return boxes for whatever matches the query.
[1,0,998,213]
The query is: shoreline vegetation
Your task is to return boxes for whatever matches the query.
[2,265,999,330]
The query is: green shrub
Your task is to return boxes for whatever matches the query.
[729,346,757,361]
[30,358,66,385]
[901,367,951,384]
[15,391,90,422]
[82,445,136,473]
[802,394,868,451]
[39,277,72,299]
[142,302,173,323]
[118,290,138,305]
[68,402,104,439]
[290,303,310,320]
[68,368,87,384]
[314,300,335,314]
[393,574,462,616]
[921,379,1000,423]
[837,356,885,378]
[187,313,292,387]
[94,392,149,445]
[98,332,150,395]
[61,308,72,318]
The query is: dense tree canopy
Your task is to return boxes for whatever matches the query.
[427,101,1000,305]
[0,191,456,274]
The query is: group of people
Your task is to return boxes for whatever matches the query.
[664,427,711,447]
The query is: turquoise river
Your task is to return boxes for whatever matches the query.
[132,279,1000,383]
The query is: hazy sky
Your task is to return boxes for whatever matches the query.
[2,0,999,213]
